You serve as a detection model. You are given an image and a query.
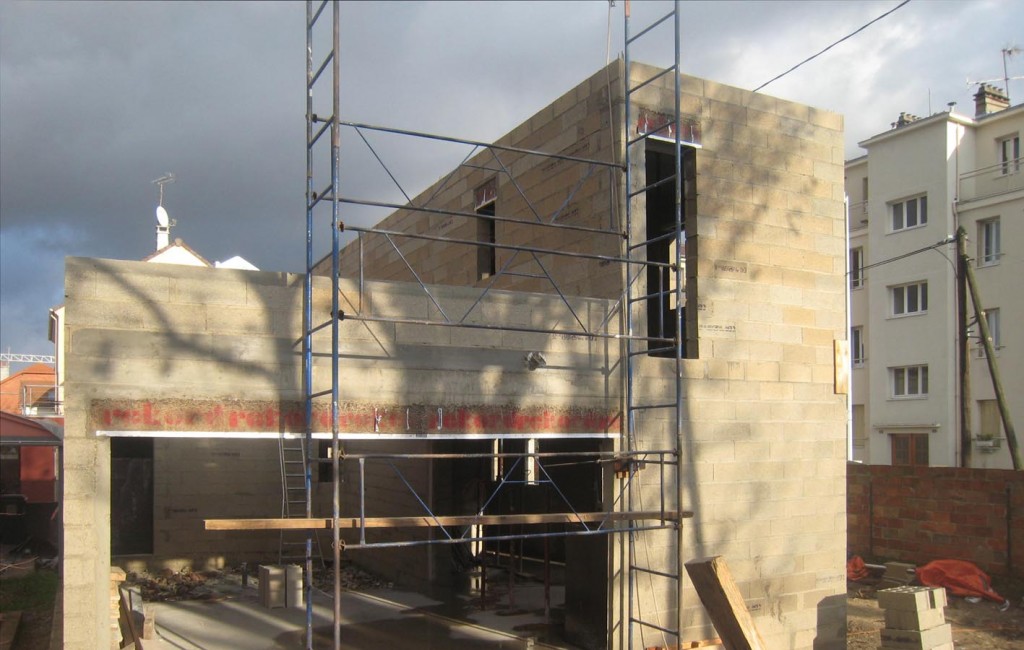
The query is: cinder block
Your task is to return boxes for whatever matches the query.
[878,561,917,588]
[880,622,952,649]
[884,606,946,632]
[286,564,304,609]
[877,586,947,613]
[259,565,286,609]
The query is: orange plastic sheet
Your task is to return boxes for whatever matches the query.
[847,555,869,581]
[916,559,1005,603]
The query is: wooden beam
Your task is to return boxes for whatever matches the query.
[205,510,693,531]
[684,556,766,650]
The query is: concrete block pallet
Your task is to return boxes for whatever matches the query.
[877,586,952,650]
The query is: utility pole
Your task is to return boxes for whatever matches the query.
[962,236,1021,470]
[956,228,972,467]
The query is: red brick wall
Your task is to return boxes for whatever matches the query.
[847,463,1024,578]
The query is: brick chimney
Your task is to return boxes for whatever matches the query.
[974,83,1009,117]
[895,112,920,128]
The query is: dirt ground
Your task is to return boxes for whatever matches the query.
[847,582,1024,650]
[5,564,1024,648]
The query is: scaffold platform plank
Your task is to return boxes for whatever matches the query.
[206,510,693,531]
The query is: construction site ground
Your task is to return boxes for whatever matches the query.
[4,560,1024,649]
[846,579,1024,650]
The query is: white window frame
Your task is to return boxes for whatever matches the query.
[890,195,928,232]
[851,326,865,366]
[850,247,865,289]
[1000,134,1020,175]
[890,281,928,317]
[890,364,928,399]
[977,307,1001,353]
[978,217,1001,267]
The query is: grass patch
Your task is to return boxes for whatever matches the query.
[0,569,58,612]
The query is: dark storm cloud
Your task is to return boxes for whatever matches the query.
[2,0,1022,356]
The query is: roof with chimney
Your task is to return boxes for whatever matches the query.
[141,238,213,267]
[856,83,1022,150]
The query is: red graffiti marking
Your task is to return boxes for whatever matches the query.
[94,401,617,435]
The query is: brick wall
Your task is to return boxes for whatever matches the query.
[847,463,1024,577]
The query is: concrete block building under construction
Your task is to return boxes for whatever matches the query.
[58,36,849,650]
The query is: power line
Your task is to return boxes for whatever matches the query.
[754,0,912,92]
[849,236,954,276]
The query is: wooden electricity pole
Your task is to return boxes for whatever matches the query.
[957,228,972,467]
[961,228,1021,470]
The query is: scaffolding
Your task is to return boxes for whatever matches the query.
[278,2,688,648]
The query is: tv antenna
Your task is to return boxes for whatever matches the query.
[151,173,177,247]
[1004,46,1022,104]
[966,46,1023,104]
[152,173,175,207]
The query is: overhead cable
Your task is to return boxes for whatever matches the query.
[851,236,954,275]
[754,0,912,92]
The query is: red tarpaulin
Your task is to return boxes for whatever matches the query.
[916,559,1005,603]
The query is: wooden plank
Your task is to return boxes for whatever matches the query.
[118,586,143,650]
[684,556,766,650]
[205,510,693,531]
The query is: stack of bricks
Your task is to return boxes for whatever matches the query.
[877,586,952,650]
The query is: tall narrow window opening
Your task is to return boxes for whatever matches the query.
[645,142,696,358]
[851,326,865,366]
[978,217,1001,266]
[475,179,497,281]
[1000,135,1020,175]
[850,247,865,289]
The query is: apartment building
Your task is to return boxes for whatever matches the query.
[846,84,1023,468]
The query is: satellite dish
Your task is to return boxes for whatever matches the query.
[156,205,170,226]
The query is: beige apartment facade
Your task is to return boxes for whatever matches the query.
[61,60,849,649]
[846,85,1023,468]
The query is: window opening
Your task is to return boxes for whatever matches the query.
[978,217,1001,266]
[891,195,927,231]
[645,142,696,358]
[891,364,928,398]
[980,307,1001,353]
[1000,135,1020,175]
[891,281,928,316]
[978,400,1001,438]
[475,179,497,281]
[891,433,929,466]
[851,326,865,366]
[850,247,865,289]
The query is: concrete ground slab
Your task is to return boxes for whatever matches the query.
[148,579,564,649]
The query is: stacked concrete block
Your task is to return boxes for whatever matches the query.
[259,564,303,609]
[877,586,952,650]
[258,565,284,608]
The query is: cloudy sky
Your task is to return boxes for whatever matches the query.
[1,0,1021,359]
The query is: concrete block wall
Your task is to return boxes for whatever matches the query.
[323,60,848,649]
[614,62,847,650]
[329,63,625,301]
[61,257,618,649]
[848,464,1024,577]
